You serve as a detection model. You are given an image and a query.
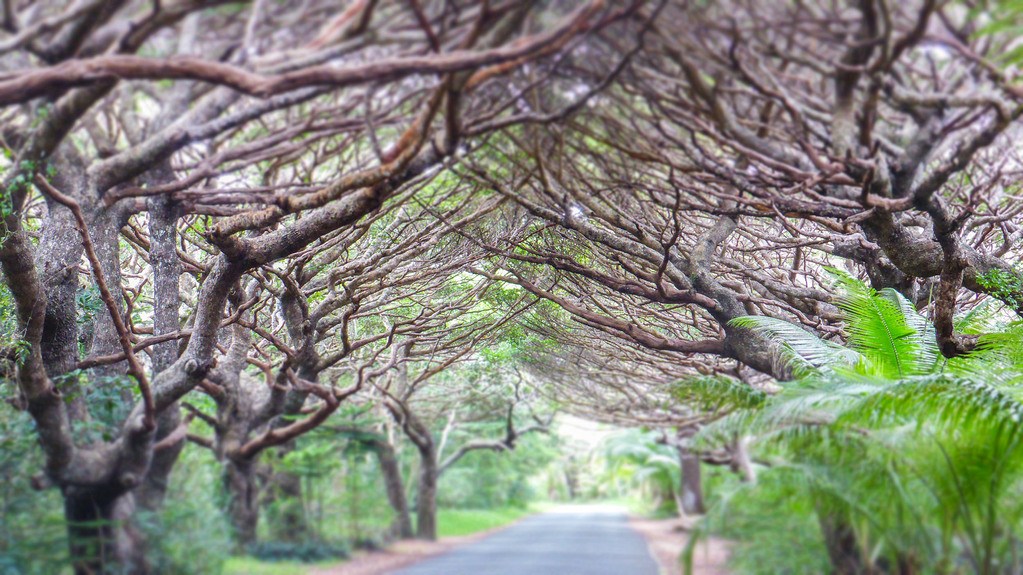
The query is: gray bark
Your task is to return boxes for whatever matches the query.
[373,438,414,539]
[225,458,260,547]
[678,450,705,516]
[136,196,184,511]
[415,443,438,541]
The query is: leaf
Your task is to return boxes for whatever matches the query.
[729,315,860,375]
[880,288,939,371]
[829,268,921,377]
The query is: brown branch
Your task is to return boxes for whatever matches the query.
[0,2,605,106]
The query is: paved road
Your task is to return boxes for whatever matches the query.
[391,506,661,575]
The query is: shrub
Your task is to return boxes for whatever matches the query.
[0,399,69,575]
[245,541,350,563]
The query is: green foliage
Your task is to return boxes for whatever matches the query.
[830,268,925,377]
[600,430,680,516]
[974,1,1023,65]
[440,431,558,509]
[0,286,67,575]
[705,275,1023,574]
[977,267,1023,311]
[137,448,233,575]
[69,376,137,443]
[278,442,342,479]
[245,541,349,563]
[262,429,393,546]
[692,468,830,575]
[76,286,103,326]
[673,376,767,414]
[0,404,68,575]
[729,315,858,375]
[223,556,333,575]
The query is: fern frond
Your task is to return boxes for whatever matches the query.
[880,288,939,371]
[955,298,1002,335]
[729,315,860,374]
[827,267,921,377]
[841,374,1023,438]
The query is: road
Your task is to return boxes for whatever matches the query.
[391,506,661,575]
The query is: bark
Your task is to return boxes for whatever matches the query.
[678,449,705,516]
[137,196,184,511]
[415,443,438,541]
[818,513,868,575]
[730,436,757,484]
[59,411,156,574]
[225,458,260,547]
[370,437,414,539]
[0,4,608,107]
[87,206,130,381]
[136,409,183,512]
[65,485,145,575]
[36,199,87,418]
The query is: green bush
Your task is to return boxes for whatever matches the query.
[698,468,829,575]
[438,431,556,509]
[0,399,69,575]
[245,540,349,563]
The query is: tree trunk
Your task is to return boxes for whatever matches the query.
[730,436,757,484]
[266,445,311,543]
[564,455,579,500]
[64,485,147,575]
[818,512,867,575]
[678,448,705,515]
[225,459,260,548]
[136,408,184,511]
[372,438,413,539]
[415,445,438,540]
[87,207,131,384]
[37,195,88,421]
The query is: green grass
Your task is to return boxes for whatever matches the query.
[221,507,534,572]
[222,556,338,575]
[436,507,533,537]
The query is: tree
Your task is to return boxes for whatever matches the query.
[0,1,640,571]
[373,278,553,540]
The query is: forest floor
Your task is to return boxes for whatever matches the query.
[629,515,731,575]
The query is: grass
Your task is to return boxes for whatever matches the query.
[222,556,338,575]
[221,506,534,573]
[436,506,533,537]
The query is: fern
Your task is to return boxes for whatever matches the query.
[828,268,921,377]
[728,316,859,375]
[880,288,939,371]
[699,273,1023,573]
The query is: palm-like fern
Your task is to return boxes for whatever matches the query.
[694,273,1023,575]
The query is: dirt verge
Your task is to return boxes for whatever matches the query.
[628,516,731,575]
